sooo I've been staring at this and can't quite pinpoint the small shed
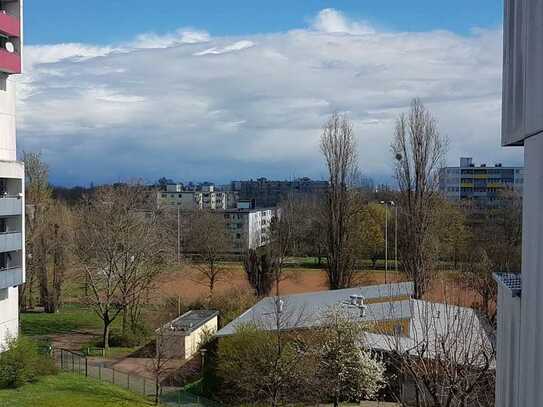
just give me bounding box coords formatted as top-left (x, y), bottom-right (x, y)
top-left (157, 310), bottom-right (219, 359)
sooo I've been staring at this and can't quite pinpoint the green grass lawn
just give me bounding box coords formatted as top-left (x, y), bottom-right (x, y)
top-left (21, 304), bottom-right (106, 336)
top-left (0, 373), bottom-right (152, 407)
top-left (20, 304), bottom-right (128, 338)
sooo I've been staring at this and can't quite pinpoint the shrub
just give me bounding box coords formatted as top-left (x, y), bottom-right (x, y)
top-left (0, 336), bottom-right (57, 388)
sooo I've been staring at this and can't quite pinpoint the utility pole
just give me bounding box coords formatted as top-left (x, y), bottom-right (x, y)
top-left (381, 201), bottom-right (388, 284)
top-left (177, 206), bottom-right (181, 263)
top-left (394, 203), bottom-right (398, 274)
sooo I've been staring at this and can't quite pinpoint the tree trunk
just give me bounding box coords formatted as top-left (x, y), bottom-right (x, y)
top-left (103, 320), bottom-right (111, 351)
top-left (154, 378), bottom-right (160, 405)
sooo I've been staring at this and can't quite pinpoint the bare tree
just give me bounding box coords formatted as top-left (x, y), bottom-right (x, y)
top-left (321, 113), bottom-right (360, 289)
top-left (379, 297), bottom-right (495, 407)
top-left (187, 210), bottom-right (232, 296)
top-left (148, 324), bottom-right (178, 405)
top-left (392, 98), bottom-right (446, 298)
top-left (74, 184), bottom-right (167, 349)
top-left (459, 247), bottom-right (497, 323)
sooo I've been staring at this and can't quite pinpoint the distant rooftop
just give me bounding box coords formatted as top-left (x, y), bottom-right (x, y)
top-left (216, 282), bottom-right (414, 337)
top-left (161, 310), bottom-right (219, 335)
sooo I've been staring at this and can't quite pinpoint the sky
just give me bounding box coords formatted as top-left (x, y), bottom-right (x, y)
top-left (18, 0), bottom-right (521, 186)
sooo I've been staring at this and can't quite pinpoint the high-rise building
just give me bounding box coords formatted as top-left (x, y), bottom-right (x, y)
top-left (439, 157), bottom-right (523, 205)
top-left (157, 184), bottom-right (239, 210)
top-left (495, 1), bottom-right (543, 406)
top-left (0, 0), bottom-right (24, 350)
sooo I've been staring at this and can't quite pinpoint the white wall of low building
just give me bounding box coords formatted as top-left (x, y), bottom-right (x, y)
top-left (184, 317), bottom-right (217, 360)
top-left (0, 287), bottom-right (19, 349)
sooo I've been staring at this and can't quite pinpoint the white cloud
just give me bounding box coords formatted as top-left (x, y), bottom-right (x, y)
top-left (312, 8), bottom-right (375, 35)
top-left (194, 40), bottom-right (255, 56)
top-left (132, 29), bottom-right (210, 49)
top-left (17, 10), bottom-right (519, 186)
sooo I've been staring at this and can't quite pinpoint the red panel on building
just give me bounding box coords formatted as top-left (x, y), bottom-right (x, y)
top-left (0, 12), bottom-right (19, 37)
top-left (0, 49), bottom-right (20, 74)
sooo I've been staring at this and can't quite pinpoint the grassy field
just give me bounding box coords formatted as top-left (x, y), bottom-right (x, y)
top-left (20, 304), bottom-right (106, 336)
top-left (0, 373), bottom-right (152, 407)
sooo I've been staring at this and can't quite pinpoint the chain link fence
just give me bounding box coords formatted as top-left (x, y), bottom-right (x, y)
top-left (53, 348), bottom-right (220, 406)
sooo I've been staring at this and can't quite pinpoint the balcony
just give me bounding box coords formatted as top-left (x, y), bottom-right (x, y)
top-left (0, 196), bottom-right (21, 216)
top-left (0, 266), bottom-right (22, 289)
top-left (0, 11), bottom-right (19, 37)
top-left (0, 231), bottom-right (21, 252)
top-left (0, 48), bottom-right (20, 74)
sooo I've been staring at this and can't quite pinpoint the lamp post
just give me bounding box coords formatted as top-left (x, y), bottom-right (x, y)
top-left (380, 200), bottom-right (397, 284)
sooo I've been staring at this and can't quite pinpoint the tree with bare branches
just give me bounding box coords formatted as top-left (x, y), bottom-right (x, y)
top-left (74, 184), bottom-right (167, 349)
top-left (379, 298), bottom-right (495, 407)
top-left (187, 210), bottom-right (232, 297)
top-left (391, 98), bottom-right (446, 298)
top-left (321, 113), bottom-right (360, 289)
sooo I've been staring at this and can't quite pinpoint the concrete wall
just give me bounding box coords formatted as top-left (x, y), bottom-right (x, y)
top-left (495, 285), bottom-right (521, 407)
top-left (0, 286), bottom-right (18, 349)
top-left (184, 317), bottom-right (217, 360)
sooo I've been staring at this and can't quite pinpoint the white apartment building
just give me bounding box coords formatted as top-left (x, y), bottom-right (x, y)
top-left (158, 184), bottom-right (238, 210)
top-left (223, 207), bottom-right (277, 253)
top-left (0, 0), bottom-right (24, 350)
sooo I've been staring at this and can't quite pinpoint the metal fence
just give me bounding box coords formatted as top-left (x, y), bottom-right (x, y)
top-left (53, 348), bottom-right (220, 406)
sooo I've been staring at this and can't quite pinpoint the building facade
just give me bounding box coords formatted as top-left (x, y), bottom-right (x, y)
top-left (158, 184), bottom-right (238, 210)
top-left (0, 0), bottom-right (24, 350)
top-left (495, 1), bottom-right (543, 406)
top-left (233, 177), bottom-right (328, 208)
top-left (223, 207), bottom-right (277, 253)
top-left (440, 157), bottom-right (523, 205)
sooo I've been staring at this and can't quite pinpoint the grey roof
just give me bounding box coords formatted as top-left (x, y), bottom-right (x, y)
top-left (162, 310), bottom-right (219, 335)
top-left (365, 300), bottom-right (495, 368)
top-left (216, 282), bottom-right (414, 337)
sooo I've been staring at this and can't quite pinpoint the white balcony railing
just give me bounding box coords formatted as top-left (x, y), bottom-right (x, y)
top-left (0, 196), bottom-right (22, 217)
top-left (0, 231), bottom-right (21, 252)
top-left (0, 266), bottom-right (23, 289)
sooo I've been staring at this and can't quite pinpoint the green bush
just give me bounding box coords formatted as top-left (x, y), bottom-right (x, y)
top-left (0, 336), bottom-right (57, 388)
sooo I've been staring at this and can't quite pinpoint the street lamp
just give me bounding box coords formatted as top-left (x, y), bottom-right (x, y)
top-left (380, 200), bottom-right (397, 284)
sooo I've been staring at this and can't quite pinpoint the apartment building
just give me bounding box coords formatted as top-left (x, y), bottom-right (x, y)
top-left (157, 184), bottom-right (238, 210)
top-left (0, 0), bottom-right (24, 350)
top-left (439, 157), bottom-right (523, 205)
top-left (232, 177), bottom-right (328, 208)
top-left (495, 1), bottom-right (543, 406)
top-left (223, 206), bottom-right (277, 253)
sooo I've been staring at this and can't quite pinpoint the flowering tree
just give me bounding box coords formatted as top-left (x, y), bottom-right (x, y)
top-left (311, 307), bottom-right (386, 406)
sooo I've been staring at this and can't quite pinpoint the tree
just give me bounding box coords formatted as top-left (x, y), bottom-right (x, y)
top-left (460, 247), bottom-right (497, 323)
top-left (321, 113), bottom-right (360, 289)
top-left (242, 248), bottom-right (274, 297)
top-left (391, 98), bottom-right (446, 298)
top-left (148, 323), bottom-right (178, 405)
top-left (357, 203), bottom-right (386, 269)
top-left (187, 210), bottom-right (232, 296)
top-left (432, 198), bottom-right (469, 270)
top-left (22, 152), bottom-right (72, 313)
top-left (216, 306), bottom-right (310, 406)
top-left (381, 298), bottom-right (495, 407)
top-left (309, 307), bottom-right (386, 406)
top-left (74, 184), bottom-right (167, 349)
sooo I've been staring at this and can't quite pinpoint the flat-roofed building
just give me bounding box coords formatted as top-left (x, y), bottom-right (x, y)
top-left (440, 157), bottom-right (523, 206)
